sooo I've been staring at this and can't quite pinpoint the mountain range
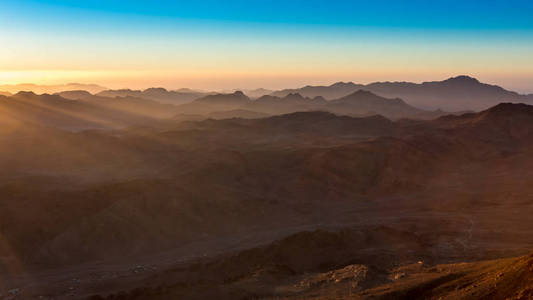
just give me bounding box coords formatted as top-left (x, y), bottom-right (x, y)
top-left (0, 83), bottom-right (107, 94)
top-left (96, 87), bottom-right (210, 104)
top-left (271, 75), bottom-right (533, 111)
top-left (3, 76), bottom-right (532, 112)
top-left (177, 89), bottom-right (446, 120)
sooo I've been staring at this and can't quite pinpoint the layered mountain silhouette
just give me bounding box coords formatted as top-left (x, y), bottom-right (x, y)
top-left (176, 91), bottom-right (253, 114)
top-left (176, 89), bottom-right (443, 119)
top-left (241, 87), bottom-right (275, 98)
top-left (249, 93), bottom-right (327, 114)
top-left (326, 90), bottom-right (425, 119)
top-left (9, 75), bottom-right (532, 113)
top-left (0, 83), bottom-right (107, 94)
top-left (271, 75), bottom-right (533, 111)
top-left (271, 81), bottom-right (366, 100)
top-left (1, 88), bottom-right (450, 132)
top-left (55, 90), bottom-right (93, 100)
top-left (96, 87), bottom-right (209, 104)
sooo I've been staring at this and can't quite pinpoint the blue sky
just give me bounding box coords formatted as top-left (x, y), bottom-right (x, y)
top-left (4, 0), bottom-right (533, 29)
top-left (1, 0), bottom-right (533, 91)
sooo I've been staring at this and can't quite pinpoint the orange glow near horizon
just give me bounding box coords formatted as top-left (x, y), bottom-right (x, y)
top-left (2, 0), bottom-right (533, 94)
top-left (1, 69), bottom-right (532, 94)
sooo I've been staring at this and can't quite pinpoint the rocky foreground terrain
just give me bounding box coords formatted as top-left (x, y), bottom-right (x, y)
top-left (90, 234), bottom-right (533, 300)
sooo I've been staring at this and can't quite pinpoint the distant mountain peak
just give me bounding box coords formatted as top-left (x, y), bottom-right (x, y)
top-left (194, 91), bottom-right (250, 104)
top-left (485, 102), bottom-right (533, 115)
top-left (0, 83), bottom-right (107, 94)
top-left (144, 87), bottom-right (168, 93)
top-left (55, 90), bottom-right (93, 100)
top-left (343, 90), bottom-right (387, 100)
top-left (14, 91), bottom-right (37, 97)
top-left (443, 75), bottom-right (481, 84)
top-left (284, 93), bottom-right (305, 100)
top-left (175, 88), bottom-right (200, 93)
top-left (330, 81), bottom-right (356, 88)
top-left (351, 89), bottom-right (375, 96)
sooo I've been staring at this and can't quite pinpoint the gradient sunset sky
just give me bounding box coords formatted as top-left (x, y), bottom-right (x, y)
top-left (1, 0), bottom-right (533, 92)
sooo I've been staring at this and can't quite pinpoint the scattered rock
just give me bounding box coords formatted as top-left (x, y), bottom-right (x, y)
top-left (393, 272), bottom-right (407, 280)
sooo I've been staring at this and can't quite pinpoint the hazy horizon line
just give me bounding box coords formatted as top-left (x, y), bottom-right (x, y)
top-left (1, 74), bottom-right (532, 95)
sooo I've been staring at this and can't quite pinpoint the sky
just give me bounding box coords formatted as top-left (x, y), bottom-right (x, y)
top-left (1, 0), bottom-right (533, 92)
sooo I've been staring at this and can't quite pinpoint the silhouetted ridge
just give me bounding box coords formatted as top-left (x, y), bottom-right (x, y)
top-left (348, 89), bottom-right (400, 101)
top-left (272, 75), bottom-right (533, 111)
top-left (179, 88), bottom-right (436, 119)
top-left (284, 93), bottom-right (306, 100)
top-left (195, 91), bottom-right (250, 104)
top-left (266, 110), bottom-right (392, 124)
top-left (13, 91), bottom-right (38, 98)
top-left (442, 75), bottom-right (481, 85)
top-left (55, 90), bottom-right (93, 100)
top-left (0, 83), bottom-right (107, 94)
top-left (432, 103), bottom-right (533, 145)
top-left (484, 102), bottom-right (533, 115)
top-left (474, 103), bottom-right (533, 128)
top-left (144, 87), bottom-right (168, 93)
top-left (437, 103), bottom-right (533, 123)
top-left (255, 93), bottom-right (323, 103)
top-left (97, 87), bottom-right (207, 104)
top-left (331, 90), bottom-right (409, 106)
top-left (331, 81), bottom-right (357, 88)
